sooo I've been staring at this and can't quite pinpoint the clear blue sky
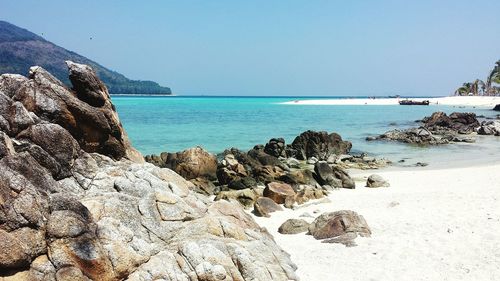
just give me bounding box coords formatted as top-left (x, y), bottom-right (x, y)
top-left (1, 0), bottom-right (499, 96)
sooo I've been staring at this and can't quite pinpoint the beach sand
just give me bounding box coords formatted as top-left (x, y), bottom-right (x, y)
top-left (281, 96), bottom-right (500, 107)
top-left (253, 163), bottom-right (500, 281)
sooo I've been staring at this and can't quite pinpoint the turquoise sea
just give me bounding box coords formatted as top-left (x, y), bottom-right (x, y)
top-left (113, 96), bottom-right (500, 168)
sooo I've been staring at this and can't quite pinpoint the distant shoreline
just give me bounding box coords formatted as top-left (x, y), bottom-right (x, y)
top-left (110, 94), bottom-right (176, 97)
top-left (280, 96), bottom-right (500, 107)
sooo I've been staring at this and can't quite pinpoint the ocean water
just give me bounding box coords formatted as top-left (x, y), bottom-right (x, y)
top-left (112, 96), bottom-right (500, 168)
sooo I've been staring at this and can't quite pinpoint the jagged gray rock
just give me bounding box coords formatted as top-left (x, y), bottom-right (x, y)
top-left (0, 64), bottom-right (298, 280)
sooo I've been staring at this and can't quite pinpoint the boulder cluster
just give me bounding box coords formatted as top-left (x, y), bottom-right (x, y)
top-left (0, 63), bottom-right (298, 280)
top-left (146, 131), bottom-right (389, 217)
top-left (367, 111), bottom-right (500, 145)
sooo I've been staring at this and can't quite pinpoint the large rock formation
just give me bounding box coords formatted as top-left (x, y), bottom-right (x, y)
top-left (368, 112), bottom-right (480, 145)
top-left (6, 61), bottom-right (142, 162)
top-left (422, 111), bottom-right (479, 134)
top-left (0, 64), bottom-right (298, 280)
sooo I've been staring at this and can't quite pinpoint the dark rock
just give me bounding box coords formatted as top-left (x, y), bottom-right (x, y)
top-left (333, 167), bottom-right (355, 189)
top-left (313, 161), bottom-right (354, 189)
top-left (286, 130), bottom-right (352, 160)
top-left (372, 111), bottom-right (482, 146)
top-left (493, 104), bottom-right (500, 111)
top-left (278, 219), bottom-right (310, 234)
top-left (228, 176), bottom-right (257, 190)
top-left (66, 61), bottom-right (108, 107)
top-left (264, 137), bottom-right (286, 158)
top-left (423, 111), bottom-right (479, 134)
top-left (248, 147), bottom-right (287, 170)
top-left (223, 147), bottom-right (261, 172)
top-left (253, 197), bottom-right (283, 217)
top-left (12, 62), bottom-right (142, 162)
top-left (373, 127), bottom-right (448, 145)
top-left (17, 123), bottom-right (80, 179)
top-left (216, 167), bottom-right (243, 185)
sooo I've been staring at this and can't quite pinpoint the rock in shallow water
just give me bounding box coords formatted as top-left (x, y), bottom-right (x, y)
top-left (478, 120), bottom-right (500, 136)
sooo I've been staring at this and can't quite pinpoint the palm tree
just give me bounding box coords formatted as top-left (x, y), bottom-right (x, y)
top-left (486, 60), bottom-right (500, 96)
top-left (454, 82), bottom-right (473, 96)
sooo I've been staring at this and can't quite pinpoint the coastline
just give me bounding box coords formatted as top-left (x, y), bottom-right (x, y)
top-left (280, 96), bottom-right (500, 107)
top-left (253, 162), bottom-right (500, 281)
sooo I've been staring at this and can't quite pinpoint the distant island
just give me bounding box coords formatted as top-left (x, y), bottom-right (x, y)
top-left (0, 20), bottom-right (171, 95)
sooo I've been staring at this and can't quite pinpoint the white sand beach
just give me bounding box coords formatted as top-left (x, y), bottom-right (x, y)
top-left (253, 164), bottom-right (500, 281)
top-left (281, 96), bottom-right (500, 107)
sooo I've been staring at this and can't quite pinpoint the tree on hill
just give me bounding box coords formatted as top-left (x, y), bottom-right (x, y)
top-left (0, 20), bottom-right (171, 95)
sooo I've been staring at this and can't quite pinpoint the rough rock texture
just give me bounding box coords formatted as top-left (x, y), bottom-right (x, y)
top-left (278, 219), bottom-right (310, 235)
top-left (214, 188), bottom-right (259, 209)
top-left (369, 112), bottom-right (482, 146)
top-left (368, 127), bottom-right (449, 145)
top-left (286, 130), bottom-right (352, 160)
top-left (478, 120), bottom-right (500, 136)
top-left (10, 61), bottom-right (142, 162)
top-left (263, 182), bottom-right (296, 205)
top-left (308, 210), bottom-right (371, 247)
top-left (0, 65), bottom-right (298, 280)
top-left (145, 146), bottom-right (218, 180)
top-left (366, 174), bottom-right (390, 188)
top-left (253, 197), bottom-right (283, 217)
top-left (422, 111), bottom-right (479, 134)
top-left (264, 137), bottom-right (286, 158)
top-left (309, 162), bottom-right (356, 190)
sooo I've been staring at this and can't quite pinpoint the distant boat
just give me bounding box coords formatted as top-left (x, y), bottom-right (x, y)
top-left (388, 95), bottom-right (401, 98)
top-left (399, 99), bottom-right (430, 105)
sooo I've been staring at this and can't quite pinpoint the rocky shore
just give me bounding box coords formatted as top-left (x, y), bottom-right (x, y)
top-left (2, 63), bottom-right (499, 281)
top-left (145, 131), bottom-right (390, 215)
top-left (366, 111), bottom-right (500, 145)
top-left (0, 63), bottom-right (298, 280)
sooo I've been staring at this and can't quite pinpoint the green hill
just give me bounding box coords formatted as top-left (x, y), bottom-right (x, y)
top-left (0, 20), bottom-right (171, 95)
